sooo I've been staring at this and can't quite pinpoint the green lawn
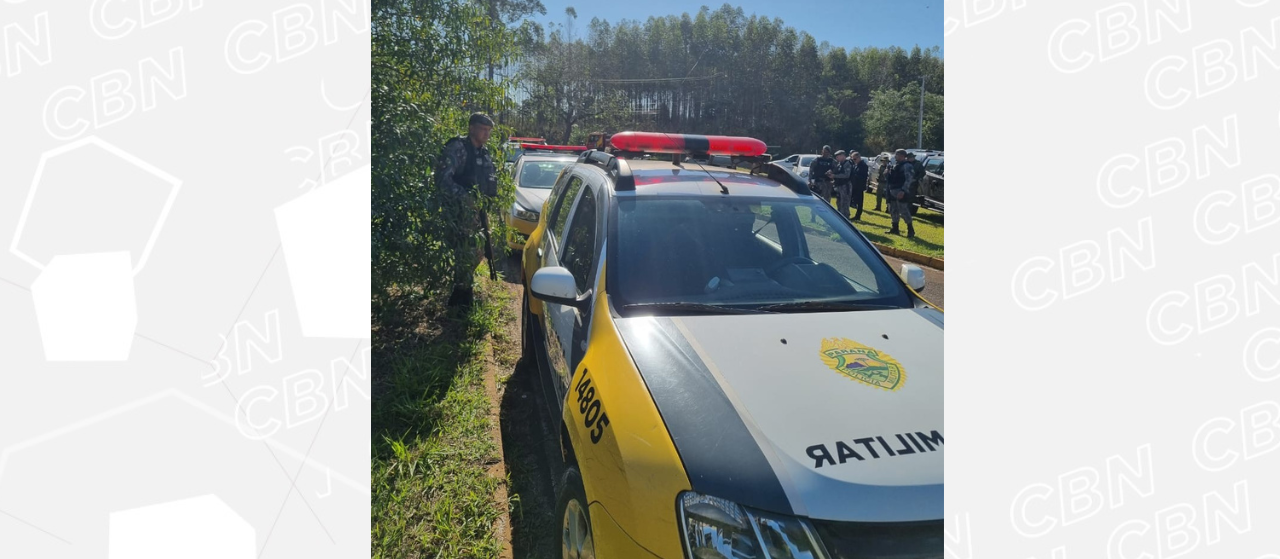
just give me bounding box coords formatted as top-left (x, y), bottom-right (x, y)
top-left (372, 268), bottom-right (514, 559)
top-left (833, 191), bottom-right (944, 259)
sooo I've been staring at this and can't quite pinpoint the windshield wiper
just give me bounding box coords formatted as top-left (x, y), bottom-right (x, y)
top-left (757, 301), bottom-right (899, 313)
top-left (621, 302), bottom-right (769, 315)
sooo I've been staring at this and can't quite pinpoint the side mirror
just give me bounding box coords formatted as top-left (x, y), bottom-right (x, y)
top-left (530, 267), bottom-right (592, 310)
top-left (900, 264), bottom-right (926, 291)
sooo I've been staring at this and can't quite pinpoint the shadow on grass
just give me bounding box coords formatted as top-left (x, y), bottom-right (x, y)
top-left (498, 252), bottom-right (524, 286)
top-left (500, 355), bottom-right (561, 559)
top-left (902, 234), bottom-right (944, 254)
top-left (915, 210), bottom-right (944, 226)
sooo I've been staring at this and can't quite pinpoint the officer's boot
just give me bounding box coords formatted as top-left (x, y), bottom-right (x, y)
top-left (906, 225), bottom-right (916, 238)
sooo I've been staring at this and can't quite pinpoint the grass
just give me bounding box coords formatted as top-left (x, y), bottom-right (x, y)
top-left (829, 191), bottom-right (945, 259)
top-left (371, 266), bottom-right (516, 559)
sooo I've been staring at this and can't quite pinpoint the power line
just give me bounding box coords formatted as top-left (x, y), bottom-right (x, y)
top-left (590, 73), bottom-right (722, 84)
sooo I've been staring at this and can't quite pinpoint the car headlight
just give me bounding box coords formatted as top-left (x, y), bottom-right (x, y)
top-left (800, 170), bottom-right (809, 177)
top-left (678, 491), bottom-right (828, 559)
top-left (512, 201), bottom-right (539, 222)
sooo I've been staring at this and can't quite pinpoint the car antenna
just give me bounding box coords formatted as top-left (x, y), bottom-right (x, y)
top-left (665, 131), bottom-right (727, 193)
top-left (690, 156), bottom-right (729, 194)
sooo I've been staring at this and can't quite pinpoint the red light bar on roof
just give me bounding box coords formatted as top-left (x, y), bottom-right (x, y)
top-left (608, 132), bottom-right (767, 157)
top-left (510, 137), bottom-right (547, 143)
top-left (521, 144), bottom-right (587, 152)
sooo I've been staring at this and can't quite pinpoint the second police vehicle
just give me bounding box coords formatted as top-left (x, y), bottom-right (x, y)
top-left (506, 143), bottom-right (587, 249)
top-left (520, 131), bottom-right (943, 559)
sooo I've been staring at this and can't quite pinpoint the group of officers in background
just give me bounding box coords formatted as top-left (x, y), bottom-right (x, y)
top-left (808, 146), bottom-right (917, 238)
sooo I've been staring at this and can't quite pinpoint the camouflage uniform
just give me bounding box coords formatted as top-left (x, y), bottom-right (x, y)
top-left (809, 152), bottom-right (836, 202)
top-left (874, 159), bottom-right (890, 211)
top-left (887, 158), bottom-right (915, 237)
top-left (435, 131), bottom-right (497, 297)
top-left (831, 153), bottom-right (853, 218)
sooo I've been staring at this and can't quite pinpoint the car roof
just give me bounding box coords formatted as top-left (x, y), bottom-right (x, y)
top-left (582, 158), bottom-right (810, 200)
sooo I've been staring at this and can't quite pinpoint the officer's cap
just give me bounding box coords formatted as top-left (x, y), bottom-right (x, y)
top-left (469, 113), bottom-right (494, 127)
top-left (822, 145), bottom-right (832, 153)
top-left (834, 150), bottom-right (846, 157)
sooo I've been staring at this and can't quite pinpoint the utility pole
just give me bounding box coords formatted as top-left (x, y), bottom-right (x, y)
top-left (917, 75), bottom-right (926, 149)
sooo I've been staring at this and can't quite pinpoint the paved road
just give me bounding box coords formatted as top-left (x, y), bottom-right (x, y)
top-left (883, 256), bottom-right (944, 309)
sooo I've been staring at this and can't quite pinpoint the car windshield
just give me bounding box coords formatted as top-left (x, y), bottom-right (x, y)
top-left (799, 155), bottom-right (816, 167)
top-left (610, 196), bottom-right (913, 313)
top-left (517, 160), bottom-right (572, 188)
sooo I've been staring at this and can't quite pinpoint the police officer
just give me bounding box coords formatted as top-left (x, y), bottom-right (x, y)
top-left (886, 149), bottom-right (916, 237)
top-left (809, 145), bottom-right (836, 202)
top-left (874, 154), bottom-right (891, 211)
top-left (848, 151), bottom-right (869, 221)
top-left (831, 150), bottom-right (853, 218)
top-left (435, 112), bottom-right (498, 307)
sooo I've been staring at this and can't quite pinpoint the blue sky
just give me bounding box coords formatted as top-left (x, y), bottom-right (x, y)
top-left (527, 0), bottom-right (943, 55)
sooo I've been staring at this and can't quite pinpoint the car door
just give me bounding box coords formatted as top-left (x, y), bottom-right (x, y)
top-left (538, 173), bottom-right (595, 406)
top-left (548, 183), bottom-right (602, 398)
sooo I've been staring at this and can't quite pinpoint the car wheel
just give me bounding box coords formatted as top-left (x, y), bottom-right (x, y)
top-left (558, 467), bottom-right (595, 559)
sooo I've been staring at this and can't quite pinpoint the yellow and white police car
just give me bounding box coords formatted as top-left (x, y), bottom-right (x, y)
top-left (520, 132), bottom-right (943, 559)
top-left (506, 144), bottom-right (585, 249)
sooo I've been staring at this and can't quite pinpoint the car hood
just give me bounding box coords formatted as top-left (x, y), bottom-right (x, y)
top-left (615, 308), bottom-right (943, 522)
top-left (515, 187), bottom-right (551, 213)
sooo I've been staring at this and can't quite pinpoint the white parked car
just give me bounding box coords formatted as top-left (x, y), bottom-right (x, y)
top-left (776, 153), bottom-right (821, 179)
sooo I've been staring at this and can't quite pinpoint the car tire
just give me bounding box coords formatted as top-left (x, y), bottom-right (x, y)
top-left (557, 466), bottom-right (595, 559)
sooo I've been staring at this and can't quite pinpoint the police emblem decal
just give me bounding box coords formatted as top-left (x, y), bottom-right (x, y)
top-left (819, 338), bottom-right (906, 391)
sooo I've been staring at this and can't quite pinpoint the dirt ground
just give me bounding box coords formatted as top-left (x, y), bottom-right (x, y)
top-left (487, 254), bottom-right (560, 559)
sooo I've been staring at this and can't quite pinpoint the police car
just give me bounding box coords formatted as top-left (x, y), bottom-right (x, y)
top-left (506, 143), bottom-right (585, 249)
top-left (505, 136), bottom-right (548, 165)
top-left (519, 132), bottom-right (943, 559)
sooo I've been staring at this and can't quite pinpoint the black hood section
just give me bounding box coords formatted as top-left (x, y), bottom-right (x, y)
top-left (615, 317), bottom-right (793, 515)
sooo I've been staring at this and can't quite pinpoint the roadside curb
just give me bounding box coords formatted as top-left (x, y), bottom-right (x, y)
top-left (873, 243), bottom-right (944, 271)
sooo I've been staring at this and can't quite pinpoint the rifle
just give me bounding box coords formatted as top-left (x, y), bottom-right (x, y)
top-left (479, 210), bottom-right (497, 281)
top-left (477, 151), bottom-right (499, 281)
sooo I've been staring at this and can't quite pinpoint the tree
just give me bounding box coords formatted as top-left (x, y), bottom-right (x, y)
top-left (507, 4), bottom-right (944, 156)
top-left (371, 0), bottom-right (521, 306)
top-left (862, 85), bottom-right (943, 154)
